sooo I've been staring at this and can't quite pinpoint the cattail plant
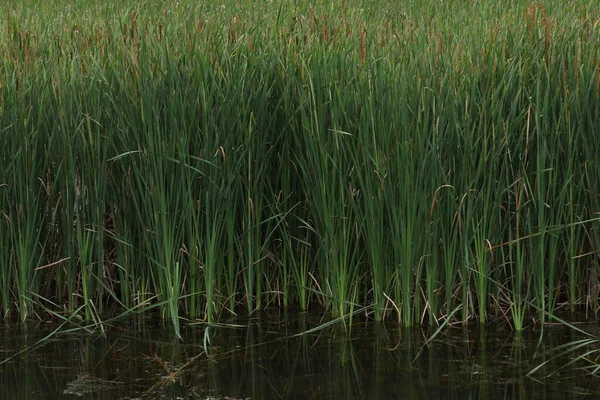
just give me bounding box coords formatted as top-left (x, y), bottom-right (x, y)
top-left (0, 0), bottom-right (599, 331)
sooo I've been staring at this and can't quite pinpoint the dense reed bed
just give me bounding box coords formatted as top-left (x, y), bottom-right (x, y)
top-left (1, 0), bottom-right (600, 332)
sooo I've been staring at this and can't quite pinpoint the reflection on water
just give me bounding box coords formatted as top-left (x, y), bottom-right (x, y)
top-left (1, 311), bottom-right (599, 399)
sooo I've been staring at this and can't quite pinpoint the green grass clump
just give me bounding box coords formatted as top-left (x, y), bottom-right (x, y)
top-left (1, 0), bottom-right (599, 331)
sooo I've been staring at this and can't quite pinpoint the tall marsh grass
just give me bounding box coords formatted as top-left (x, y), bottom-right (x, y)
top-left (1, 0), bottom-right (599, 330)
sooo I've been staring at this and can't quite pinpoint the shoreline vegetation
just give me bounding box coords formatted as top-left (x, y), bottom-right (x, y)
top-left (1, 0), bottom-right (599, 334)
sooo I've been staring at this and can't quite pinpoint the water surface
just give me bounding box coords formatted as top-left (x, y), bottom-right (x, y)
top-left (1, 311), bottom-right (599, 399)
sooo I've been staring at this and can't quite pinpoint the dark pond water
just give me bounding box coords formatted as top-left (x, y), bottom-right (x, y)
top-left (1, 310), bottom-right (600, 399)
